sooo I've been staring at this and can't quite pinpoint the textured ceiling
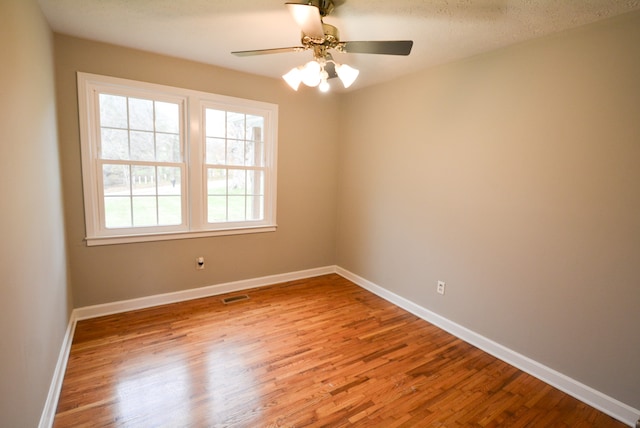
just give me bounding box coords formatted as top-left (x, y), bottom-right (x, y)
top-left (38, 0), bottom-right (640, 91)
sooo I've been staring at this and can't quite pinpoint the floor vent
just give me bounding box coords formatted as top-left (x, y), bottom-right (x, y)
top-left (221, 294), bottom-right (250, 304)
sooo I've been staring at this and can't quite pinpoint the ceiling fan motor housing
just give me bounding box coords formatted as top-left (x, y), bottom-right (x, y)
top-left (302, 23), bottom-right (339, 47)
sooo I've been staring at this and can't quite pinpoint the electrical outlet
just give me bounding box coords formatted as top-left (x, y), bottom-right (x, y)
top-left (195, 256), bottom-right (205, 270)
top-left (437, 280), bottom-right (446, 295)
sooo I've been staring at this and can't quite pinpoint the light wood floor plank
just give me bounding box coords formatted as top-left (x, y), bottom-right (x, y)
top-left (54, 274), bottom-right (625, 427)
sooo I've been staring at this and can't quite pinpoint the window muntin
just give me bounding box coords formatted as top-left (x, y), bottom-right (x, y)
top-left (78, 73), bottom-right (278, 245)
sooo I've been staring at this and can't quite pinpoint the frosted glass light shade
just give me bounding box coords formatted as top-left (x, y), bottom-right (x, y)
top-left (319, 80), bottom-right (330, 92)
top-left (301, 61), bottom-right (321, 87)
top-left (282, 67), bottom-right (302, 91)
top-left (336, 63), bottom-right (359, 88)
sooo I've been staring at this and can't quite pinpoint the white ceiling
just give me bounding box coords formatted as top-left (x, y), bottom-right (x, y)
top-left (38, 0), bottom-right (640, 91)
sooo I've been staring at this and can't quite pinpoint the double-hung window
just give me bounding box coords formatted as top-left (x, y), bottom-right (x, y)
top-left (78, 73), bottom-right (278, 246)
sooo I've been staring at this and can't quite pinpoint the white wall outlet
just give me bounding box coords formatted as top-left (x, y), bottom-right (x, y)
top-left (437, 280), bottom-right (446, 295)
top-left (195, 256), bottom-right (205, 270)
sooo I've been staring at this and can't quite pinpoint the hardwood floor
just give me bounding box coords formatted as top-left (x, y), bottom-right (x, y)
top-left (54, 274), bottom-right (625, 427)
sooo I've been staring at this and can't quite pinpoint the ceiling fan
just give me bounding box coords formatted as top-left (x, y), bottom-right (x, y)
top-left (231, 0), bottom-right (413, 92)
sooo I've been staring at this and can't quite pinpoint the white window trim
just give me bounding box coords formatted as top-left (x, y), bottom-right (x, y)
top-left (77, 72), bottom-right (278, 246)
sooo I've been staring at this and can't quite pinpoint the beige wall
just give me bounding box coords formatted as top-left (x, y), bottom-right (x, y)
top-left (54, 35), bottom-right (339, 307)
top-left (337, 11), bottom-right (640, 409)
top-left (0, 1), bottom-right (72, 427)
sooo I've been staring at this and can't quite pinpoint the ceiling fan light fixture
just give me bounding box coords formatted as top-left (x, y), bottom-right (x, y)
top-left (336, 63), bottom-right (359, 88)
top-left (282, 67), bottom-right (303, 90)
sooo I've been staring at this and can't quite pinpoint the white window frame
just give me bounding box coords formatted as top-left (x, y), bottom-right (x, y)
top-left (77, 72), bottom-right (278, 246)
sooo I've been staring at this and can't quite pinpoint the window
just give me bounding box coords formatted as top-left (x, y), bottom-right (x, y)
top-left (78, 73), bottom-right (278, 246)
top-left (203, 106), bottom-right (267, 224)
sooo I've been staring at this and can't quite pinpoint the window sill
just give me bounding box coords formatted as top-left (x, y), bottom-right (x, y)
top-left (85, 225), bottom-right (277, 246)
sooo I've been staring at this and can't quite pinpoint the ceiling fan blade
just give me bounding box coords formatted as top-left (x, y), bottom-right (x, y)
top-left (341, 40), bottom-right (414, 56)
top-left (231, 46), bottom-right (305, 57)
top-left (286, 3), bottom-right (325, 39)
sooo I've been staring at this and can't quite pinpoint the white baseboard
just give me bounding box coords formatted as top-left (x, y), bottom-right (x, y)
top-left (73, 265), bottom-right (335, 320)
top-left (40, 265), bottom-right (639, 427)
top-left (336, 266), bottom-right (639, 427)
top-left (38, 313), bottom-right (77, 428)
